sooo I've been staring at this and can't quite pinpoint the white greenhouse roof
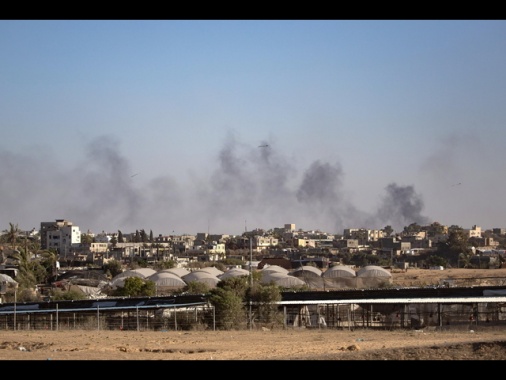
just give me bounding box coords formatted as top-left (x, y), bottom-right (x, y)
top-left (356, 265), bottom-right (391, 278)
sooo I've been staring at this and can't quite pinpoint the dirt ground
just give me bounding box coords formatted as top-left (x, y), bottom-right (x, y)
top-left (1, 327), bottom-right (506, 360)
top-left (389, 267), bottom-right (506, 288)
top-left (1, 268), bottom-right (506, 361)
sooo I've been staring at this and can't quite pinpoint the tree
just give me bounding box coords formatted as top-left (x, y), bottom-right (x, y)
top-left (81, 233), bottom-right (93, 244)
top-left (39, 248), bottom-right (59, 282)
top-left (447, 228), bottom-right (470, 253)
top-left (2, 222), bottom-right (21, 248)
top-left (27, 235), bottom-right (41, 255)
top-left (113, 277), bottom-right (156, 297)
top-left (404, 223), bottom-right (421, 234)
top-left (50, 288), bottom-right (87, 301)
top-left (117, 230), bottom-right (124, 243)
top-left (218, 276), bottom-right (249, 297)
top-left (103, 259), bottom-right (123, 278)
top-left (220, 258), bottom-right (245, 267)
top-left (425, 255), bottom-right (447, 268)
top-left (140, 229), bottom-right (147, 243)
top-left (5, 243), bottom-right (49, 302)
top-left (110, 234), bottom-right (118, 248)
top-left (185, 281), bottom-right (211, 295)
top-left (383, 225), bottom-right (394, 237)
top-left (427, 221), bottom-right (446, 237)
top-left (459, 252), bottom-right (473, 269)
top-left (250, 283), bottom-right (282, 326)
top-left (437, 226), bottom-right (471, 267)
top-left (209, 285), bottom-right (247, 330)
top-left (349, 252), bottom-right (367, 267)
top-left (7, 246), bottom-right (37, 288)
top-left (209, 262), bottom-right (227, 272)
top-left (153, 259), bottom-right (177, 271)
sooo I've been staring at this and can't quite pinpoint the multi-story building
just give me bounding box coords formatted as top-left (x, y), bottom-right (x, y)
top-left (342, 228), bottom-right (385, 242)
top-left (493, 228), bottom-right (506, 236)
top-left (467, 225), bottom-right (482, 238)
top-left (40, 219), bottom-right (81, 260)
top-left (294, 237), bottom-right (317, 249)
top-left (379, 237), bottom-right (411, 256)
top-left (253, 235), bottom-right (279, 252)
top-left (334, 239), bottom-right (359, 253)
top-left (39, 221), bottom-right (59, 250)
top-left (367, 229), bottom-right (385, 241)
top-left (284, 224), bottom-right (296, 232)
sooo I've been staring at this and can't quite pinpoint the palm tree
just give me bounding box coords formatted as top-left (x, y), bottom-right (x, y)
top-left (7, 244), bottom-right (38, 289)
top-left (39, 248), bottom-right (59, 282)
top-left (2, 222), bottom-right (21, 248)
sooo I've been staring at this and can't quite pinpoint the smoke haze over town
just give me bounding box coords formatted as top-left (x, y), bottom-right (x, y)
top-left (0, 132), bottom-right (476, 236)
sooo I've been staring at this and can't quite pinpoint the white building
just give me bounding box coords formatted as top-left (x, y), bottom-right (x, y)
top-left (44, 219), bottom-right (81, 260)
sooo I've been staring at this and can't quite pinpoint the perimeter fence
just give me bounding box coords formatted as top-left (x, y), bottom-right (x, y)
top-left (2, 301), bottom-right (506, 332)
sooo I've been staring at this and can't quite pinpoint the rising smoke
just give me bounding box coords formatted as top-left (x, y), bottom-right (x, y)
top-left (0, 133), bottom-right (430, 236)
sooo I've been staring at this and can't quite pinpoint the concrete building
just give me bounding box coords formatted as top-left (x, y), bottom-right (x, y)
top-left (40, 219), bottom-right (81, 260)
top-left (467, 225), bottom-right (482, 238)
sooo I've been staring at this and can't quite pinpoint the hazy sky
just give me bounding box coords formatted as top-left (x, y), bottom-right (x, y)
top-left (1, 20), bottom-right (506, 236)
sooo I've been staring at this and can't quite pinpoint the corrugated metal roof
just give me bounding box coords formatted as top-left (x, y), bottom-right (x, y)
top-left (276, 297), bottom-right (506, 305)
top-left (0, 301), bottom-right (208, 315)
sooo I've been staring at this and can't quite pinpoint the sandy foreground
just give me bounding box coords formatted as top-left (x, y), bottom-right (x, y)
top-left (1, 268), bottom-right (506, 361)
top-left (1, 327), bottom-right (506, 361)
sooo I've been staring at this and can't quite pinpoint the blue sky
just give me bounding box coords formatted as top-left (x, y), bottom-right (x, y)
top-left (1, 20), bottom-right (506, 236)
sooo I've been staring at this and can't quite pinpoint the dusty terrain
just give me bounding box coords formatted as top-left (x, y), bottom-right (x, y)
top-left (1, 268), bottom-right (506, 361)
top-left (1, 327), bottom-right (506, 361)
top-left (389, 267), bottom-right (506, 288)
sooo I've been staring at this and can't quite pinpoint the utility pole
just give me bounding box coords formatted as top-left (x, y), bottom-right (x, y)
top-left (249, 237), bottom-right (252, 330)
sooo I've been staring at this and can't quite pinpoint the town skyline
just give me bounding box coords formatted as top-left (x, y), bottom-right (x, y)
top-left (6, 218), bottom-right (500, 240)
